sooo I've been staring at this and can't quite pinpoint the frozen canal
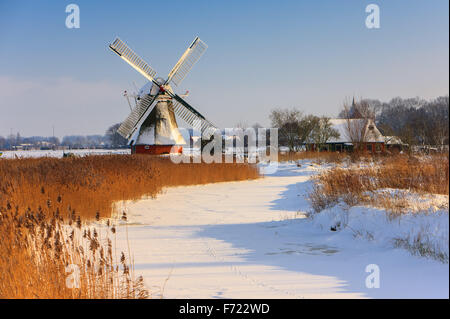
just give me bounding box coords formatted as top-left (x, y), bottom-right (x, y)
top-left (113, 163), bottom-right (449, 298)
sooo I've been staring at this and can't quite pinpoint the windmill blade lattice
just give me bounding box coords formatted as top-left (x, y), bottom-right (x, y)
top-left (117, 94), bottom-right (157, 138)
top-left (109, 37), bottom-right (158, 83)
top-left (167, 37), bottom-right (208, 86)
top-left (109, 35), bottom-right (217, 143)
top-left (171, 95), bottom-right (216, 132)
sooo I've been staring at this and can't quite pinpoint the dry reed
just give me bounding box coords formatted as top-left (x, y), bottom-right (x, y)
top-left (277, 151), bottom-right (347, 163)
top-left (309, 153), bottom-right (449, 213)
top-left (0, 204), bottom-right (147, 298)
top-left (0, 155), bottom-right (260, 220)
top-left (0, 154), bottom-right (260, 298)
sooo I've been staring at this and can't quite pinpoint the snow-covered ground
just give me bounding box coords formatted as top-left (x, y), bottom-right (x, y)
top-left (0, 149), bottom-right (130, 158)
top-left (111, 162), bottom-right (448, 298)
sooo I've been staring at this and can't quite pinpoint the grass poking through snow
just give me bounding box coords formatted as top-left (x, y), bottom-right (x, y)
top-left (310, 153), bottom-right (449, 214)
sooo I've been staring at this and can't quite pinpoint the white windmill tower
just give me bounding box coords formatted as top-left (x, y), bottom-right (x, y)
top-left (109, 36), bottom-right (216, 155)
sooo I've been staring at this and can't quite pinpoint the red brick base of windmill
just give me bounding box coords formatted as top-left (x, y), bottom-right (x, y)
top-left (131, 145), bottom-right (183, 155)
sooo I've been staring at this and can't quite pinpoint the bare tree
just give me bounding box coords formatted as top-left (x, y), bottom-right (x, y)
top-left (251, 123), bottom-right (263, 130)
top-left (298, 115), bottom-right (319, 146)
top-left (106, 123), bottom-right (128, 147)
top-left (269, 108), bottom-right (303, 151)
top-left (309, 117), bottom-right (340, 151)
top-left (6, 134), bottom-right (15, 150)
top-left (338, 98), bottom-right (380, 119)
top-left (376, 95), bottom-right (449, 150)
top-left (341, 100), bottom-right (369, 151)
top-left (235, 121), bottom-right (249, 129)
top-left (427, 96), bottom-right (449, 150)
top-left (0, 136), bottom-right (6, 150)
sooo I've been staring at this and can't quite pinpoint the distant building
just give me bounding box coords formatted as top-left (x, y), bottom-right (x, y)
top-left (384, 136), bottom-right (406, 152)
top-left (306, 118), bottom-right (386, 152)
top-left (13, 143), bottom-right (34, 151)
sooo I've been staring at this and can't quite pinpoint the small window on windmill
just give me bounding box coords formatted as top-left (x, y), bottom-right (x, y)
top-left (368, 125), bottom-right (374, 130)
top-left (145, 145), bottom-right (150, 150)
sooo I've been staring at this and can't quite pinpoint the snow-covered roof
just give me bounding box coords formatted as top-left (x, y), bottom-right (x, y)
top-left (326, 119), bottom-right (384, 143)
top-left (327, 119), bottom-right (351, 143)
top-left (384, 136), bottom-right (405, 145)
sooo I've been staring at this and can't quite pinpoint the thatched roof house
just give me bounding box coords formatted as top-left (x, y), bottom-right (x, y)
top-left (307, 118), bottom-right (385, 152)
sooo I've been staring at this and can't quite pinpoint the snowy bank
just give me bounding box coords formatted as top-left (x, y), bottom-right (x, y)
top-left (310, 201), bottom-right (449, 262)
top-left (110, 162), bottom-right (448, 298)
top-left (0, 149), bottom-right (130, 158)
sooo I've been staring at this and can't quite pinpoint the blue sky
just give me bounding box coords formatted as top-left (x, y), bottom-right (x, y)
top-left (0, 0), bottom-right (448, 137)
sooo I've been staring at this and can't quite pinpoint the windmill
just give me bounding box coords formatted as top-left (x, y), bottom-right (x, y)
top-left (109, 36), bottom-right (216, 155)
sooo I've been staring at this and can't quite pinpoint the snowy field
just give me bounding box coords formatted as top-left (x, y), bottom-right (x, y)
top-left (0, 149), bottom-right (130, 158)
top-left (111, 162), bottom-right (449, 299)
top-left (0, 147), bottom-right (266, 159)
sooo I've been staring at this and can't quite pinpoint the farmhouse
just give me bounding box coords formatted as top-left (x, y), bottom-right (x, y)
top-left (384, 136), bottom-right (407, 152)
top-left (307, 118), bottom-right (386, 152)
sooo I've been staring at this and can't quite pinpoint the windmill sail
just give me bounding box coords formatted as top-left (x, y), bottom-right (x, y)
top-left (171, 95), bottom-right (216, 132)
top-left (110, 35), bottom-right (216, 144)
top-left (117, 94), bottom-right (157, 139)
top-left (166, 37), bottom-right (207, 86)
top-left (109, 37), bottom-right (158, 83)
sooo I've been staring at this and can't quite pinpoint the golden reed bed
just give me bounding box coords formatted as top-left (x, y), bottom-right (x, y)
top-left (309, 153), bottom-right (449, 213)
top-left (0, 155), bottom-right (260, 220)
top-left (0, 155), bottom-right (259, 298)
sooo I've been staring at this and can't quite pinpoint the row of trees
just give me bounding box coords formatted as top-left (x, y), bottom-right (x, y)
top-left (2, 95), bottom-right (447, 151)
top-left (338, 96), bottom-right (449, 147)
top-left (270, 95), bottom-right (449, 152)
top-left (337, 96), bottom-right (449, 149)
top-left (0, 134), bottom-right (60, 150)
top-left (0, 123), bottom-right (128, 150)
top-left (269, 109), bottom-right (339, 151)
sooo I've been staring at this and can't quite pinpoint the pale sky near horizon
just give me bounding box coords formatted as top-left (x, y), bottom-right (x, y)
top-left (0, 0), bottom-right (448, 138)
